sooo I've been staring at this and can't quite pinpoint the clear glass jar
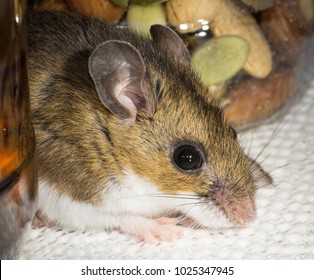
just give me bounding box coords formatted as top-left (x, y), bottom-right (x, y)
top-left (31, 0), bottom-right (314, 129)
top-left (0, 0), bottom-right (38, 259)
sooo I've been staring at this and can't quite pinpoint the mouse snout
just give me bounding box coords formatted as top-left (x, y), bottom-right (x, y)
top-left (209, 181), bottom-right (256, 227)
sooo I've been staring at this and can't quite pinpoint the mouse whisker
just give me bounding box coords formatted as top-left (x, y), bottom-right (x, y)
top-left (174, 201), bottom-right (206, 208)
top-left (173, 203), bottom-right (195, 218)
top-left (147, 194), bottom-right (201, 200)
top-left (248, 96), bottom-right (314, 166)
top-left (228, 173), bottom-right (247, 193)
top-left (267, 158), bottom-right (313, 174)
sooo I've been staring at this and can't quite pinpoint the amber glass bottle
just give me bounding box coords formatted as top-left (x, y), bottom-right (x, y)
top-left (0, 0), bottom-right (37, 259)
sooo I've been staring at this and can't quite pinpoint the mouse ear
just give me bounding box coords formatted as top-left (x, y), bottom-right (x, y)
top-left (150, 24), bottom-right (190, 63)
top-left (88, 40), bottom-right (156, 125)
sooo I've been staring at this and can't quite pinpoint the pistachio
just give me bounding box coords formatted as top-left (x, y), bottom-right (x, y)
top-left (127, 3), bottom-right (166, 37)
top-left (166, 0), bottom-right (273, 79)
top-left (191, 36), bottom-right (250, 85)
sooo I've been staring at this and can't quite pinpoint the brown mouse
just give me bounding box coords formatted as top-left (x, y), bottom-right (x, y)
top-left (27, 11), bottom-right (271, 242)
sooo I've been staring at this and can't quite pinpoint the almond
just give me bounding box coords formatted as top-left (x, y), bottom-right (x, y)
top-left (261, 0), bottom-right (311, 66)
top-left (65, 0), bottom-right (126, 23)
top-left (223, 68), bottom-right (297, 128)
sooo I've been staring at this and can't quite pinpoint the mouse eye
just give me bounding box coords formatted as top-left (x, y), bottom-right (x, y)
top-left (173, 145), bottom-right (203, 171)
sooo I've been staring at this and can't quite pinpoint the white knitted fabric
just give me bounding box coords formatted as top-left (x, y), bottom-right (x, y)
top-left (19, 44), bottom-right (314, 260)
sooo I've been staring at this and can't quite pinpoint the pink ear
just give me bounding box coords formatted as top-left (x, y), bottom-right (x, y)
top-left (88, 40), bottom-right (156, 125)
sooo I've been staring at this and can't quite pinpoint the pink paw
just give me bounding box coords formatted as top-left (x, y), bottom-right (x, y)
top-left (120, 216), bottom-right (184, 243)
top-left (32, 210), bottom-right (57, 228)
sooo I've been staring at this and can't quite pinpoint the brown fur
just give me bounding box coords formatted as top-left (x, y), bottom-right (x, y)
top-left (27, 11), bottom-right (261, 223)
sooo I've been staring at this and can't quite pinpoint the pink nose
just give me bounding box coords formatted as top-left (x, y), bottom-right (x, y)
top-left (211, 186), bottom-right (256, 226)
top-left (227, 196), bottom-right (256, 226)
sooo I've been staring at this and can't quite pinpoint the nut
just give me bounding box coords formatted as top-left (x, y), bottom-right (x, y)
top-left (191, 35), bottom-right (250, 85)
top-left (127, 3), bottom-right (166, 37)
top-left (223, 67), bottom-right (296, 128)
top-left (37, 0), bottom-right (69, 11)
top-left (261, 0), bottom-right (311, 66)
top-left (241, 0), bottom-right (275, 11)
top-left (166, 0), bottom-right (205, 33)
top-left (65, 0), bottom-right (126, 23)
top-left (297, 0), bottom-right (314, 24)
top-left (166, 0), bottom-right (273, 79)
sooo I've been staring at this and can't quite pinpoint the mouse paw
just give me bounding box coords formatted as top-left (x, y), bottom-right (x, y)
top-left (120, 216), bottom-right (184, 243)
top-left (32, 210), bottom-right (57, 228)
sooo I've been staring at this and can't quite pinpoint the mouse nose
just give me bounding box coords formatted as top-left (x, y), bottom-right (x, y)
top-left (211, 180), bottom-right (224, 192)
top-left (209, 181), bottom-right (256, 226)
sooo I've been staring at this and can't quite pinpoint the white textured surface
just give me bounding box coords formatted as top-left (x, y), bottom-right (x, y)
top-left (20, 60), bottom-right (314, 261)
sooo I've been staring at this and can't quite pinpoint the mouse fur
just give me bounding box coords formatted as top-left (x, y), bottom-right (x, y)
top-left (27, 11), bottom-right (271, 240)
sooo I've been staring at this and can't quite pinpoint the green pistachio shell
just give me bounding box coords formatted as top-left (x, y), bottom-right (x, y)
top-left (127, 3), bottom-right (166, 37)
top-left (191, 36), bottom-right (250, 85)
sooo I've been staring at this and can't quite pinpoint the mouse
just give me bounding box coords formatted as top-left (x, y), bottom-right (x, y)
top-left (27, 10), bottom-right (272, 242)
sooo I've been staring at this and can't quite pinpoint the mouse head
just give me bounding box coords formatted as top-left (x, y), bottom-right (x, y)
top-left (88, 25), bottom-right (271, 229)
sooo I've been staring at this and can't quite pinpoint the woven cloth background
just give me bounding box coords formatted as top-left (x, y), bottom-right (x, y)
top-left (19, 42), bottom-right (314, 260)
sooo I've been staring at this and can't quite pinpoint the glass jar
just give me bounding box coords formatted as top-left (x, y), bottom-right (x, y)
top-left (31, 0), bottom-right (314, 129)
top-left (0, 0), bottom-right (38, 259)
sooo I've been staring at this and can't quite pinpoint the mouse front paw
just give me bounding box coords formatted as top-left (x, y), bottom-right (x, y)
top-left (32, 210), bottom-right (57, 228)
top-left (119, 216), bottom-right (184, 243)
